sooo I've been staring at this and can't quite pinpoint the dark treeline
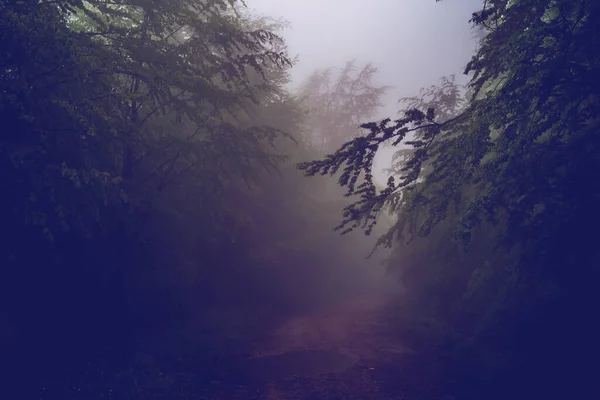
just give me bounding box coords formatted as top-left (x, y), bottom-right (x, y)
top-left (1, 0), bottom-right (599, 399)
top-left (0, 0), bottom-right (388, 397)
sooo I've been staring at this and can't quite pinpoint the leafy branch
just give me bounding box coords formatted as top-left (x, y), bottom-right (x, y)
top-left (297, 106), bottom-right (467, 245)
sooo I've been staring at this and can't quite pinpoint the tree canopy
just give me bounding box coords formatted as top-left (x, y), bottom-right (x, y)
top-left (0, 0), bottom-right (305, 390)
top-left (1, 2), bottom-right (395, 397)
top-left (298, 0), bottom-right (600, 397)
top-left (2, 0), bottom-right (599, 398)
top-left (298, 0), bottom-right (600, 252)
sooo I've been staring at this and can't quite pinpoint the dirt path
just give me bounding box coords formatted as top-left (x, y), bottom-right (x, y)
top-left (243, 294), bottom-right (415, 399)
top-left (253, 295), bottom-right (410, 358)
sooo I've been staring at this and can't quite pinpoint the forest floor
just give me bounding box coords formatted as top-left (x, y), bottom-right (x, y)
top-left (34, 293), bottom-right (448, 399)
top-left (200, 294), bottom-right (444, 400)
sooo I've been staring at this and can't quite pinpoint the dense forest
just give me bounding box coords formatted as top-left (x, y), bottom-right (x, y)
top-left (1, 0), bottom-right (599, 399)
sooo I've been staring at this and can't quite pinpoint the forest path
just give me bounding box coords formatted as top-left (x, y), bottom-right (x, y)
top-left (235, 294), bottom-right (415, 399)
top-left (252, 295), bottom-right (410, 358)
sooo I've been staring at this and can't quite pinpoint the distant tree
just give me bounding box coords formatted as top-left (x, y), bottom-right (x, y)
top-left (299, 60), bottom-right (391, 154)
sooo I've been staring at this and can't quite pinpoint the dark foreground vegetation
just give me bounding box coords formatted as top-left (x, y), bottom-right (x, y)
top-left (1, 0), bottom-right (599, 399)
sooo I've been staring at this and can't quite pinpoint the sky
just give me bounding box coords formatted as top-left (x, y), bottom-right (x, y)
top-left (246, 0), bottom-right (483, 185)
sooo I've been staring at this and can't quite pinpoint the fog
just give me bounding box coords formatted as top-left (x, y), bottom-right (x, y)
top-left (249, 0), bottom-right (481, 185)
top-left (130, 0), bottom-right (488, 365)
top-left (130, 0), bottom-right (485, 368)
top-left (5, 1), bottom-right (596, 398)
top-left (2, 1), bottom-right (490, 396)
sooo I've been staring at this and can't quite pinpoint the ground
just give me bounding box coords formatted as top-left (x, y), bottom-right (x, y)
top-left (210, 294), bottom-right (432, 400)
top-left (36, 294), bottom-right (447, 399)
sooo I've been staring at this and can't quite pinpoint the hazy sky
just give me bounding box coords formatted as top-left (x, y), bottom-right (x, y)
top-left (247, 0), bottom-right (483, 184)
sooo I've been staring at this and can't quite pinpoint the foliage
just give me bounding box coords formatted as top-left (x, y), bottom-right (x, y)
top-left (298, 0), bottom-right (600, 255)
top-left (298, 60), bottom-right (390, 154)
top-left (0, 0), bottom-right (308, 394)
top-left (0, 3), bottom-right (392, 398)
top-left (299, 0), bottom-right (600, 398)
top-left (1, 0), bottom-right (123, 240)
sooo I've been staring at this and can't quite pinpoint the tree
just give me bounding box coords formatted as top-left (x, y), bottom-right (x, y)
top-left (298, 0), bottom-right (600, 398)
top-left (299, 0), bottom-right (600, 249)
top-left (0, 1), bottom-right (300, 392)
top-left (64, 0), bottom-right (291, 193)
top-left (299, 60), bottom-right (390, 154)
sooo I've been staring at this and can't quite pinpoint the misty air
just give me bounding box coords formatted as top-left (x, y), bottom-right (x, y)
top-left (1, 0), bottom-right (598, 399)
